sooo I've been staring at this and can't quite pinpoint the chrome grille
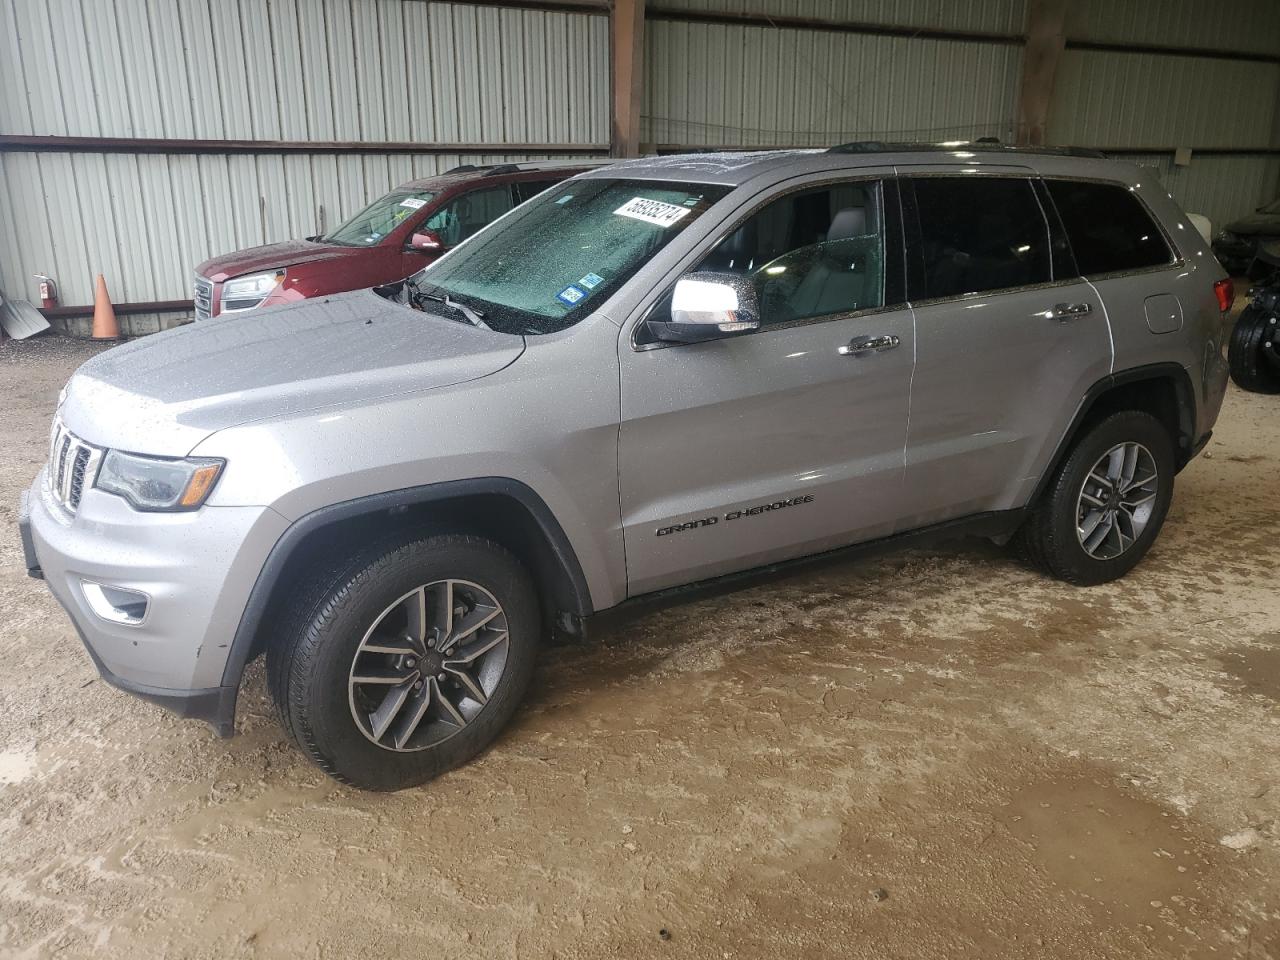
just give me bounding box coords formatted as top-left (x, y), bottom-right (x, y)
top-left (193, 275), bottom-right (213, 321)
top-left (47, 419), bottom-right (103, 513)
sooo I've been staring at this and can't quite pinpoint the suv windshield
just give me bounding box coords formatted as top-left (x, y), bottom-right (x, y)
top-left (406, 178), bottom-right (730, 335)
top-left (324, 189), bottom-right (436, 247)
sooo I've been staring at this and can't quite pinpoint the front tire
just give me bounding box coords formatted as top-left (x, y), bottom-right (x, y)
top-left (268, 534), bottom-right (540, 791)
top-left (1017, 410), bottom-right (1175, 585)
top-left (1228, 305), bottom-right (1280, 394)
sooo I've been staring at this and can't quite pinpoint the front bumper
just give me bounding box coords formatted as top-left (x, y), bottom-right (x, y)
top-left (20, 469), bottom-right (288, 737)
top-left (18, 490), bottom-right (41, 578)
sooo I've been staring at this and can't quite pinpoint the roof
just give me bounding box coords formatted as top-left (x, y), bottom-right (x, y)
top-left (582, 141), bottom-right (1137, 188)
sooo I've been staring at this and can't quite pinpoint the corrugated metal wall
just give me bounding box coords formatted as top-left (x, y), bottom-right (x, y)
top-left (643, 19), bottom-right (1022, 147)
top-left (646, 0), bottom-right (1027, 35)
top-left (643, 1), bottom-right (1027, 147)
top-left (1, 0), bottom-right (608, 143)
top-left (1049, 54), bottom-right (1278, 150)
top-left (1047, 0), bottom-right (1280, 228)
top-left (643, 0), bottom-right (1280, 230)
top-left (1067, 0), bottom-right (1280, 58)
top-left (1126, 152), bottom-right (1280, 230)
top-left (0, 0), bottom-right (608, 307)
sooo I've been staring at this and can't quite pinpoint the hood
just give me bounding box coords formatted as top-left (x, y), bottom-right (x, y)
top-left (59, 290), bottom-right (525, 456)
top-left (196, 238), bottom-right (368, 281)
top-left (1224, 212), bottom-right (1280, 237)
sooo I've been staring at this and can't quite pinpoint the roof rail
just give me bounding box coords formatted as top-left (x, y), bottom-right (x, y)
top-left (826, 139), bottom-right (1107, 159)
top-left (441, 162), bottom-right (523, 176)
top-left (443, 159), bottom-right (613, 176)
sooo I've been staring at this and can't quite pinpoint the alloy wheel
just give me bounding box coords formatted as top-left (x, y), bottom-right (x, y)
top-left (348, 579), bottom-right (509, 752)
top-left (1075, 441), bottom-right (1159, 561)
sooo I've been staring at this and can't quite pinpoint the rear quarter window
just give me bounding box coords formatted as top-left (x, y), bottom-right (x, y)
top-left (1045, 180), bottom-right (1174, 276)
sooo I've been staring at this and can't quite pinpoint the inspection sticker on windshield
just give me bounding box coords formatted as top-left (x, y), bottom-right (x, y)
top-left (614, 197), bottom-right (691, 228)
top-left (556, 285), bottom-right (586, 306)
top-left (579, 272), bottom-right (604, 289)
top-left (399, 197), bottom-right (428, 210)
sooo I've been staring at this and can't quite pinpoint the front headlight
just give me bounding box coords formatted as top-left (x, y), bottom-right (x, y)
top-left (221, 270), bottom-right (284, 312)
top-left (96, 451), bottom-right (225, 511)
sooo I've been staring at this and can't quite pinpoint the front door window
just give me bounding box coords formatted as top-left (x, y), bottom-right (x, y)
top-left (697, 181), bottom-right (886, 325)
top-left (424, 185), bottom-right (515, 248)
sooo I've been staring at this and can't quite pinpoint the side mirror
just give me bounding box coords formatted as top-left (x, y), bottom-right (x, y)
top-left (650, 273), bottom-right (761, 344)
top-left (408, 230), bottom-right (444, 253)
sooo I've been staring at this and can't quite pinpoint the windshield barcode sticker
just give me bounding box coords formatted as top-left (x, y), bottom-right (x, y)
top-left (614, 197), bottom-right (691, 228)
top-left (400, 197), bottom-right (428, 209)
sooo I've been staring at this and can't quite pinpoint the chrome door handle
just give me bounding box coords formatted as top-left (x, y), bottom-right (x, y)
top-left (1049, 302), bottom-right (1092, 321)
top-left (838, 334), bottom-right (900, 357)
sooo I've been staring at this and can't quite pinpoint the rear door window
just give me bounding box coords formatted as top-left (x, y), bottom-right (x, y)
top-left (1045, 179), bottom-right (1174, 276)
top-left (910, 177), bottom-right (1052, 299)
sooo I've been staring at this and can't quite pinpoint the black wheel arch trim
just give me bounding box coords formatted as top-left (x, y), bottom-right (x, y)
top-left (215, 477), bottom-right (593, 736)
top-left (1030, 361), bottom-right (1198, 506)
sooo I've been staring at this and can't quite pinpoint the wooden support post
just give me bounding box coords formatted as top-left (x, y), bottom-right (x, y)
top-left (610, 0), bottom-right (645, 157)
top-left (1017, 0), bottom-right (1068, 145)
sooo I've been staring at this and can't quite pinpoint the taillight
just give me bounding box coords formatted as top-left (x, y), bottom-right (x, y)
top-left (1214, 278), bottom-right (1234, 313)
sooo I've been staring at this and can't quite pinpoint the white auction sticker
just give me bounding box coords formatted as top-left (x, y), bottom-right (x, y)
top-left (614, 197), bottom-right (691, 228)
top-left (400, 197), bottom-right (428, 210)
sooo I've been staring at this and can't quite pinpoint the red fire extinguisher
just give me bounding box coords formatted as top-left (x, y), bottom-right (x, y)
top-left (33, 274), bottom-right (58, 309)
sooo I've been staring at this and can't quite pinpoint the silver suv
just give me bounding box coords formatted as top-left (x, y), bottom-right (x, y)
top-left (19, 144), bottom-right (1231, 790)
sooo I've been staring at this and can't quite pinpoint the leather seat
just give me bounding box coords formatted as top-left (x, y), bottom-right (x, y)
top-left (787, 206), bottom-right (880, 318)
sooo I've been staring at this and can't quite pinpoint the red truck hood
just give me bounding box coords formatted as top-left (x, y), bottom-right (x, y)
top-left (196, 238), bottom-right (368, 282)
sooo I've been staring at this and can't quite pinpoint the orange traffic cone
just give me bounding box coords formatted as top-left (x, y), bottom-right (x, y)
top-left (91, 274), bottom-right (121, 341)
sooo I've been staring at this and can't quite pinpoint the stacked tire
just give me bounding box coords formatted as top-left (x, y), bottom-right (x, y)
top-left (1229, 305), bottom-right (1280, 394)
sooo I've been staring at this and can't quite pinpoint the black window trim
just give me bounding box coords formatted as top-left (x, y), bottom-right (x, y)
top-left (631, 172), bottom-right (908, 351)
top-left (1032, 178), bottom-right (1079, 281)
top-left (1038, 175), bottom-right (1183, 283)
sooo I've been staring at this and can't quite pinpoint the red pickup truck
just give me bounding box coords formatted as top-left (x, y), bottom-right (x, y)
top-left (193, 160), bottom-right (605, 320)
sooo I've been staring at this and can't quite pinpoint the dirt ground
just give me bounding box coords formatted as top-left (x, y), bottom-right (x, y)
top-left (0, 331), bottom-right (1277, 960)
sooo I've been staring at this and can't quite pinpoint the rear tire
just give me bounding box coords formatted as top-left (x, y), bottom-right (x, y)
top-left (1228, 305), bottom-right (1280, 394)
top-left (267, 534), bottom-right (539, 791)
top-left (1016, 410), bottom-right (1175, 585)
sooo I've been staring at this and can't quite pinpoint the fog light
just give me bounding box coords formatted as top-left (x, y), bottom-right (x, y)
top-left (81, 580), bottom-right (149, 625)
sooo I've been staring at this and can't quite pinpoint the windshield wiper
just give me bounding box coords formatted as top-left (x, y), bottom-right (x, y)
top-left (430, 294), bottom-right (488, 329)
top-left (411, 283), bottom-right (489, 329)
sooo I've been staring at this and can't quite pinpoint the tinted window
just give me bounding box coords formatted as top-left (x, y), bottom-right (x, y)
top-left (514, 179), bottom-right (561, 203)
top-left (424, 185), bottom-right (514, 247)
top-left (1046, 180), bottom-right (1173, 275)
top-left (912, 177), bottom-right (1052, 299)
top-left (694, 181), bottom-right (885, 326)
